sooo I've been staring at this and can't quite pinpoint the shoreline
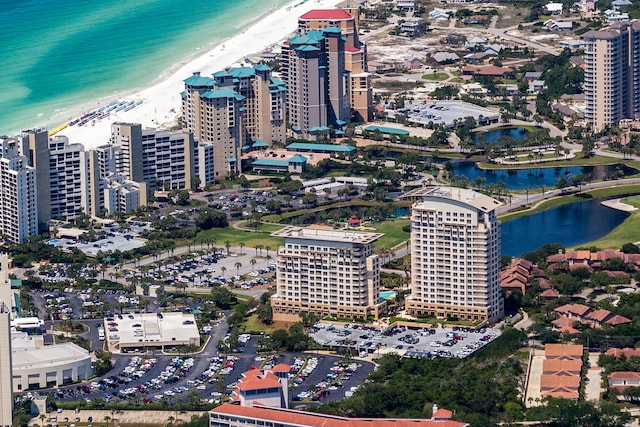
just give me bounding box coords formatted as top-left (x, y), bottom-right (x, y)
top-left (52, 0), bottom-right (342, 149)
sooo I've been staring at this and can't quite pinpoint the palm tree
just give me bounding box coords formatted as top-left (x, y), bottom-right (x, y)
top-left (225, 240), bottom-right (231, 255)
top-left (265, 245), bottom-right (271, 258)
top-left (234, 262), bottom-right (242, 276)
top-left (104, 415), bottom-right (111, 427)
top-left (256, 244), bottom-right (264, 256)
top-left (221, 266), bottom-right (227, 277)
top-left (250, 258), bottom-right (257, 272)
top-left (239, 242), bottom-right (245, 254)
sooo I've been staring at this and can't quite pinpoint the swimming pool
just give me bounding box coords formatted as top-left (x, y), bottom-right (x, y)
top-left (47, 239), bottom-right (60, 244)
top-left (379, 291), bottom-right (397, 300)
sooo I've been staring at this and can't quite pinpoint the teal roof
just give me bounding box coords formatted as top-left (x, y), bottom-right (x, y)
top-left (270, 77), bottom-right (285, 86)
top-left (296, 45), bottom-right (321, 52)
top-left (229, 67), bottom-right (256, 78)
top-left (363, 125), bottom-right (410, 135)
top-left (253, 159), bottom-right (289, 167)
top-left (335, 119), bottom-right (347, 126)
top-left (252, 140), bottom-right (269, 148)
top-left (213, 70), bottom-right (232, 78)
top-left (242, 145), bottom-right (251, 150)
top-left (183, 74), bottom-right (216, 87)
top-left (254, 64), bottom-right (271, 72)
top-left (10, 279), bottom-right (21, 288)
top-left (289, 154), bottom-right (308, 163)
top-left (323, 26), bottom-right (343, 34)
top-left (286, 142), bottom-right (356, 152)
top-left (201, 88), bottom-right (245, 101)
top-left (310, 126), bottom-right (331, 133)
top-left (289, 31), bottom-right (325, 45)
top-left (228, 157), bottom-right (237, 162)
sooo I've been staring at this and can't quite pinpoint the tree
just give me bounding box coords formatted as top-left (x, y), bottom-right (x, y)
top-left (174, 190), bottom-right (190, 206)
top-left (622, 243), bottom-right (640, 254)
top-left (234, 262), bottom-right (242, 276)
top-left (220, 266), bottom-right (227, 277)
top-left (250, 258), bottom-right (257, 271)
top-left (210, 287), bottom-right (236, 309)
top-left (196, 209), bottom-right (228, 229)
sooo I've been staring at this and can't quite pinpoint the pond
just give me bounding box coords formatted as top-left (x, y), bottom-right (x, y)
top-left (449, 162), bottom-right (637, 190)
top-left (472, 127), bottom-right (529, 144)
top-left (501, 198), bottom-right (630, 256)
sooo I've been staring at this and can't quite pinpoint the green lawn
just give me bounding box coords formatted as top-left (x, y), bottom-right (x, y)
top-left (422, 72), bottom-right (449, 81)
top-left (197, 223), bottom-right (284, 249)
top-left (372, 219), bottom-right (410, 249)
top-left (575, 195), bottom-right (640, 249)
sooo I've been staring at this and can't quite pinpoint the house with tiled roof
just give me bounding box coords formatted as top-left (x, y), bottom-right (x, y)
top-left (232, 366), bottom-right (290, 408)
top-left (551, 316), bottom-right (579, 334)
top-left (608, 371), bottom-right (640, 392)
top-left (541, 288), bottom-right (560, 299)
top-left (606, 348), bottom-right (640, 358)
top-left (211, 403), bottom-right (470, 427)
top-left (544, 343), bottom-right (584, 360)
top-left (543, 359), bottom-right (583, 375)
top-left (554, 303), bottom-right (631, 329)
top-left (540, 374), bottom-right (581, 399)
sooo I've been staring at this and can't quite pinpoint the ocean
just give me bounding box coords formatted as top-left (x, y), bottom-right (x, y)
top-left (0, 0), bottom-right (288, 135)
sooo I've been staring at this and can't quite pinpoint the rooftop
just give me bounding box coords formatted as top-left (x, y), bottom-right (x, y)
top-left (299, 9), bottom-right (353, 20)
top-left (12, 342), bottom-right (90, 371)
top-left (286, 142), bottom-right (356, 152)
top-left (412, 186), bottom-right (500, 213)
top-left (272, 226), bottom-right (383, 244)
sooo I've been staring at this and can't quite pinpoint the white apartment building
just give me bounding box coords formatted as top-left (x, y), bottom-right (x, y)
top-left (0, 301), bottom-right (12, 427)
top-left (270, 226), bottom-right (385, 322)
top-left (48, 135), bottom-right (90, 221)
top-left (140, 127), bottom-right (195, 191)
top-left (0, 140), bottom-right (38, 243)
top-left (103, 175), bottom-right (147, 215)
top-left (406, 187), bottom-right (503, 324)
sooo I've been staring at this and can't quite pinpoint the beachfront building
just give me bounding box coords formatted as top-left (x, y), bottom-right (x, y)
top-left (583, 21), bottom-right (640, 131)
top-left (0, 301), bottom-right (12, 427)
top-left (214, 66), bottom-right (287, 145)
top-left (406, 187), bottom-right (504, 324)
top-left (282, 28), bottom-right (351, 139)
top-left (269, 226), bottom-right (385, 322)
top-left (298, 9), bottom-right (373, 122)
top-left (16, 129), bottom-right (50, 232)
top-left (48, 135), bottom-right (91, 222)
top-left (103, 174), bottom-right (147, 215)
top-left (182, 72), bottom-right (245, 180)
top-left (0, 138), bottom-right (38, 243)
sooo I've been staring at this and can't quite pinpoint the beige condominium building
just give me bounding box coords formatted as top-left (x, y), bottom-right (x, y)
top-left (297, 8), bottom-right (373, 122)
top-left (583, 21), bottom-right (640, 131)
top-left (0, 301), bottom-right (12, 427)
top-left (406, 187), bottom-right (504, 324)
top-left (270, 226), bottom-right (385, 322)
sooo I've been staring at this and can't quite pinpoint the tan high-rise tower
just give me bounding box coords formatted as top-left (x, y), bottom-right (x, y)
top-left (0, 300), bottom-right (13, 427)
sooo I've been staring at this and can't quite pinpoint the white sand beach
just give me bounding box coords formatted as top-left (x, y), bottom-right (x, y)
top-left (55, 0), bottom-right (342, 150)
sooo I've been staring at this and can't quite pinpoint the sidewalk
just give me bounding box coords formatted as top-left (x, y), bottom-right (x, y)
top-left (32, 409), bottom-right (208, 426)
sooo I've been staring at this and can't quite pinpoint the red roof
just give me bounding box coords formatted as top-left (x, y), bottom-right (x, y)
top-left (345, 45), bottom-right (361, 52)
top-left (609, 371), bottom-right (640, 380)
top-left (270, 363), bottom-right (291, 373)
top-left (433, 409), bottom-right (453, 420)
top-left (211, 404), bottom-right (469, 427)
top-left (606, 347), bottom-right (640, 358)
top-left (300, 9), bottom-right (353, 20)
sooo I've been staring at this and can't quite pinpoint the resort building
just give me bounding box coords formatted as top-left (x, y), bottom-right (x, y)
top-left (295, 9), bottom-right (373, 123)
top-left (103, 175), bottom-right (147, 215)
top-left (47, 135), bottom-right (91, 222)
top-left (0, 302), bottom-right (12, 427)
top-left (282, 28), bottom-right (351, 139)
top-left (405, 187), bottom-right (503, 324)
top-left (0, 138), bottom-right (38, 243)
top-left (270, 226), bottom-right (386, 322)
top-left (16, 129), bottom-right (50, 232)
top-left (214, 66), bottom-right (287, 145)
top-left (583, 21), bottom-right (640, 131)
top-left (10, 333), bottom-right (92, 392)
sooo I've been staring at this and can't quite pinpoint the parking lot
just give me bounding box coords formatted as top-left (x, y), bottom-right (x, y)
top-left (309, 323), bottom-right (501, 359)
top-left (48, 222), bottom-right (150, 256)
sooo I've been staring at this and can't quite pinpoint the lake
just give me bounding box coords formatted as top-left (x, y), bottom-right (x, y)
top-left (472, 127), bottom-right (529, 144)
top-left (501, 198), bottom-right (630, 256)
top-left (450, 162), bottom-right (637, 190)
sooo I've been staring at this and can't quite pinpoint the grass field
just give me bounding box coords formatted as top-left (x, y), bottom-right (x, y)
top-left (574, 195), bottom-right (640, 249)
top-left (372, 219), bottom-right (410, 249)
top-left (422, 72), bottom-right (449, 81)
top-left (196, 223), bottom-right (284, 249)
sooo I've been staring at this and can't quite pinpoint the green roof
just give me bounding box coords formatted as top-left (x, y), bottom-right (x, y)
top-left (213, 70), bottom-right (232, 78)
top-left (296, 45), bottom-right (321, 52)
top-left (323, 26), bottom-right (343, 34)
top-left (252, 159), bottom-right (290, 167)
top-left (286, 142), bottom-right (356, 152)
top-left (363, 125), bottom-right (410, 135)
top-left (255, 64), bottom-right (271, 72)
top-left (183, 74), bottom-right (216, 87)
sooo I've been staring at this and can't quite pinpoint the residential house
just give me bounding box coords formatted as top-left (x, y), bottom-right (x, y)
top-left (540, 375), bottom-right (581, 399)
top-left (429, 8), bottom-right (455, 20)
top-left (544, 343), bottom-right (584, 360)
top-left (402, 56), bottom-right (423, 70)
top-left (462, 65), bottom-right (513, 77)
top-left (609, 371), bottom-right (640, 393)
top-left (612, 0), bottom-right (632, 10)
top-left (606, 348), bottom-right (640, 359)
top-left (427, 52), bottom-right (460, 65)
top-left (528, 80), bottom-right (546, 94)
top-left (543, 359), bottom-right (583, 376)
top-left (540, 343), bottom-right (583, 400)
top-left (400, 17), bottom-right (426, 36)
top-left (463, 15), bottom-right (489, 25)
top-left (560, 39), bottom-right (587, 49)
top-left (523, 71), bottom-right (543, 82)
top-left (465, 35), bottom-right (487, 50)
top-left (545, 2), bottom-right (564, 14)
top-left (604, 9), bottom-right (629, 22)
top-left (544, 19), bottom-right (573, 30)
top-left (484, 43), bottom-right (507, 55)
top-left (463, 52), bottom-right (492, 63)
top-left (397, 0), bottom-right (416, 12)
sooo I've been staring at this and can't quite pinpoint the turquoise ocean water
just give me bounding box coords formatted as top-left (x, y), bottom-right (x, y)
top-left (0, 0), bottom-right (288, 135)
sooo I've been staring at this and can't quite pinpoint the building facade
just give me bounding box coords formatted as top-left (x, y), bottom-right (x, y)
top-left (406, 187), bottom-right (503, 323)
top-left (0, 302), bottom-right (12, 427)
top-left (583, 21), bottom-right (640, 131)
top-left (0, 139), bottom-right (38, 243)
top-left (48, 135), bottom-right (91, 221)
top-left (270, 226), bottom-right (385, 322)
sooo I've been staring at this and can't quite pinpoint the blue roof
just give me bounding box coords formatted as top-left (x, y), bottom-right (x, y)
top-left (323, 26), bottom-right (343, 34)
top-left (201, 88), bottom-right (245, 100)
top-left (183, 73), bottom-right (216, 87)
top-left (252, 140), bottom-right (269, 148)
top-left (228, 67), bottom-right (256, 78)
top-left (289, 154), bottom-right (308, 163)
top-left (296, 45), bottom-right (321, 52)
top-left (228, 157), bottom-right (237, 162)
top-left (335, 119), bottom-right (347, 126)
top-left (242, 145), bottom-right (251, 150)
top-left (363, 125), bottom-right (410, 135)
top-left (286, 142), bottom-right (356, 152)
top-left (213, 70), bottom-right (232, 78)
top-left (309, 126), bottom-right (331, 133)
top-left (253, 159), bottom-right (290, 167)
